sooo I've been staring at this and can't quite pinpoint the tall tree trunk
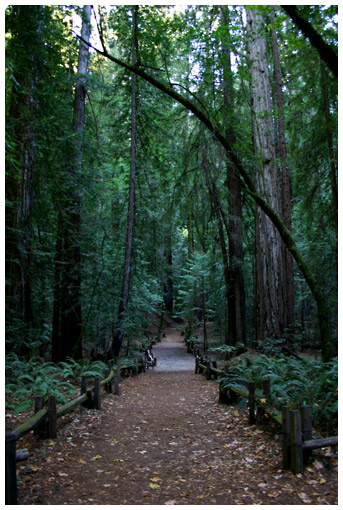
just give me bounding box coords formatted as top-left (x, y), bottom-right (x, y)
top-left (246, 8), bottom-right (285, 343)
top-left (5, 6), bottom-right (42, 355)
top-left (111, 6), bottom-right (138, 357)
top-left (220, 5), bottom-right (246, 346)
top-left (162, 228), bottom-right (173, 312)
top-left (270, 8), bottom-right (295, 342)
top-left (202, 132), bottom-right (231, 345)
top-left (53, 5), bottom-right (91, 361)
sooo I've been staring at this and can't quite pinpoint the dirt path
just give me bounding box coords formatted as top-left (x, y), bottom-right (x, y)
top-left (152, 326), bottom-right (195, 372)
top-left (17, 329), bottom-right (338, 505)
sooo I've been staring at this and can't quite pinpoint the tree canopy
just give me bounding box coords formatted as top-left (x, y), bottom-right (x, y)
top-left (5, 5), bottom-right (338, 363)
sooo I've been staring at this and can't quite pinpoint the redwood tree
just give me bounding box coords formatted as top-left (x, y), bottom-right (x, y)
top-left (52, 5), bottom-right (91, 361)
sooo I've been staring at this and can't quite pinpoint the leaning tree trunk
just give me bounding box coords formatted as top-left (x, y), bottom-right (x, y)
top-left (246, 8), bottom-right (285, 343)
top-left (56, 5), bottom-right (91, 361)
top-left (82, 14), bottom-right (333, 361)
top-left (111, 6), bottom-right (138, 358)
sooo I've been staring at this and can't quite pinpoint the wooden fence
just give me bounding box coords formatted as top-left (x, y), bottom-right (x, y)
top-left (195, 352), bottom-right (338, 475)
top-left (5, 360), bottom-right (143, 505)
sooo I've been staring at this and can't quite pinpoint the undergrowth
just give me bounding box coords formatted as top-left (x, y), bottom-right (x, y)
top-left (5, 354), bottom-right (108, 414)
top-left (220, 354), bottom-right (338, 436)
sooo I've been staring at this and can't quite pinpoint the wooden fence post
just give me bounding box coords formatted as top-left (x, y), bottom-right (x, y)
top-left (93, 377), bottom-right (101, 410)
top-left (5, 432), bottom-right (17, 505)
top-left (301, 405), bottom-right (313, 464)
top-left (212, 361), bottom-right (218, 379)
top-left (205, 361), bottom-right (211, 380)
top-left (81, 376), bottom-right (93, 408)
top-left (34, 395), bottom-right (46, 439)
top-left (248, 382), bottom-right (255, 424)
top-left (114, 368), bottom-right (120, 396)
top-left (256, 378), bottom-right (270, 424)
top-left (81, 376), bottom-right (87, 395)
top-left (290, 409), bottom-right (303, 474)
top-left (282, 406), bottom-right (291, 469)
top-left (262, 378), bottom-right (271, 397)
top-left (48, 395), bottom-right (57, 439)
top-left (104, 366), bottom-right (112, 394)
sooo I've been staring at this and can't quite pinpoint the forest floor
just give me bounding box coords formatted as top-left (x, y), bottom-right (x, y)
top-left (15, 325), bottom-right (338, 505)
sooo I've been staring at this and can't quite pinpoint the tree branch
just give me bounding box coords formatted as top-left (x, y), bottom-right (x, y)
top-left (75, 32), bottom-right (333, 360)
top-left (281, 5), bottom-right (337, 78)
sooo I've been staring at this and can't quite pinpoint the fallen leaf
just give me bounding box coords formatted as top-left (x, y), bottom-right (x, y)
top-left (267, 490), bottom-right (280, 498)
top-left (164, 500), bottom-right (176, 505)
top-left (149, 482), bottom-right (160, 489)
top-left (313, 459), bottom-right (324, 470)
top-left (298, 492), bottom-right (312, 504)
top-left (90, 455), bottom-right (102, 461)
top-left (150, 476), bottom-right (161, 482)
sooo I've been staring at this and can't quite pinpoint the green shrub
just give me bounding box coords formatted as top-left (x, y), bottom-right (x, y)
top-left (220, 354), bottom-right (338, 436)
top-left (5, 355), bottom-right (108, 415)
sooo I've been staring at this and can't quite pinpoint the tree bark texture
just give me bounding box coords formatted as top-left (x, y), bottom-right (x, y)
top-left (246, 9), bottom-right (285, 342)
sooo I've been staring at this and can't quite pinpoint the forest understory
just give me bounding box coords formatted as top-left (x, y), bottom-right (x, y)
top-left (10, 328), bottom-right (338, 506)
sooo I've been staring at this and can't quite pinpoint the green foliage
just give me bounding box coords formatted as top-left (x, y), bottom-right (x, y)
top-left (221, 354), bottom-right (337, 435)
top-left (5, 354), bottom-right (107, 414)
top-left (5, 5), bottom-right (337, 363)
top-left (57, 357), bottom-right (108, 379)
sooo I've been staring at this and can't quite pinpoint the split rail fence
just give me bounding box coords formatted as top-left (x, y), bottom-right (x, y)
top-left (5, 360), bottom-right (141, 505)
top-left (194, 351), bottom-right (338, 476)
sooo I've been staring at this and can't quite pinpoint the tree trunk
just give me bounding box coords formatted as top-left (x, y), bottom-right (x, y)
top-left (271, 8), bottom-right (295, 342)
top-left (5, 6), bottom-right (42, 355)
top-left (162, 229), bottom-right (173, 312)
top-left (246, 8), bottom-right (285, 343)
top-left (112, 6), bottom-right (138, 358)
top-left (55, 5), bottom-right (91, 361)
top-left (202, 131), bottom-right (231, 345)
top-left (221, 5), bottom-right (246, 346)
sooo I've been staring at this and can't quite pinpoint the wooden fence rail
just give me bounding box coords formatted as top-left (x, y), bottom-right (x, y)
top-left (195, 353), bottom-right (338, 475)
top-left (5, 360), bottom-right (139, 505)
